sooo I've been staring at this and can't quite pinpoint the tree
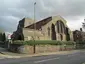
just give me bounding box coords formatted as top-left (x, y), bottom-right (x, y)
top-left (0, 33), bottom-right (3, 41)
top-left (2, 33), bottom-right (6, 42)
top-left (0, 32), bottom-right (6, 42)
top-left (82, 19), bottom-right (85, 29)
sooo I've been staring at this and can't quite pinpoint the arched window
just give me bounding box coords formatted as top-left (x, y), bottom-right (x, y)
top-left (51, 23), bottom-right (56, 40)
top-left (48, 27), bottom-right (50, 36)
top-left (60, 22), bottom-right (63, 33)
top-left (61, 21), bottom-right (66, 33)
top-left (56, 21), bottom-right (59, 33)
top-left (56, 20), bottom-right (65, 34)
top-left (66, 27), bottom-right (70, 41)
top-left (60, 34), bottom-right (63, 41)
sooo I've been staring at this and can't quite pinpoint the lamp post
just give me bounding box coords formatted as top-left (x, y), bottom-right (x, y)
top-left (33, 2), bottom-right (36, 53)
top-left (34, 2), bottom-right (36, 30)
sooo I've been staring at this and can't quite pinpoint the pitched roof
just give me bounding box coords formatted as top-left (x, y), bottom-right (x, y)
top-left (25, 16), bottom-right (52, 30)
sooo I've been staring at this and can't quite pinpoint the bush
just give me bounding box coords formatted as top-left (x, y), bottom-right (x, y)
top-left (12, 40), bottom-right (75, 46)
top-left (76, 41), bottom-right (85, 45)
top-left (76, 41), bottom-right (85, 49)
top-left (0, 33), bottom-right (3, 41)
top-left (63, 41), bottom-right (75, 45)
top-left (0, 32), bottom-right (6, 42)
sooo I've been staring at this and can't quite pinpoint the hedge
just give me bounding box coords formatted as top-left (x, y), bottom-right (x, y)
top-left (76, 41), bottom-right (85, 45)
top-left (12, 40), bottom-right (75, 45)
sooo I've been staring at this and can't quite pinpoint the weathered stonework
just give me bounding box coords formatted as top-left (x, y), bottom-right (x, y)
top-left (9, 44), bottom-right (75, 54)
top-left (11, 16), bottom-right (73, 41)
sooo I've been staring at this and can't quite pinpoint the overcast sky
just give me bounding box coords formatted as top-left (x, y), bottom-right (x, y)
top-left (0, 0), bottom-right (85, 33)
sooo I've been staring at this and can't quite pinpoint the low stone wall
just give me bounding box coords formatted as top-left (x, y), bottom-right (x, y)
top-left (18, 45), bottom-right (34, 54)
top-left (9, 44), bottom-right (21, 53)
top-left (35, 45), bottom-right (60, 53)
top-left (9, 44), bottom-right (75, 54)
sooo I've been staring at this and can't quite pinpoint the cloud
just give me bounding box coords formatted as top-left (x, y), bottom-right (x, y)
top-left (0, 15), bottom-right (19, 32)
top-left (67, 18), bottom-right (83, 31)
top-left (0, 0), bottom-right (85, 32)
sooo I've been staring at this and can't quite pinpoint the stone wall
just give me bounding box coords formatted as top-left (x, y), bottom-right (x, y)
top-left (35, 45), bottom-right (60, 53)
top-left (18, 45), bottom-right (34, 54)
top-left (9, 44), bottom-right (75, 54)
top-left (23, 28), bottom-right (52, 40)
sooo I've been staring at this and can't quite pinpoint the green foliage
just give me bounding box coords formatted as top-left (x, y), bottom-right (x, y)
top-left (12, 40), bottom-right (75, 45)
top-left (0, 32), bottom-right (6, 42)
top-left (76, 41), bottom-right (85, 49)
top-left (2, 33), bottom-right (6, 42)
top-left (63, 41), bottom-right (75, 45)
top-left (0, 33), bottom-right (3, 41)
top-left (82, 21), bottom-right (85, 29)
top-left (76, 41), bottom-right (85, 45)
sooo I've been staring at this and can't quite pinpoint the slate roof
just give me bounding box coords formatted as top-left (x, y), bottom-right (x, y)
top-left (25, 16), bottom-right (52, 30)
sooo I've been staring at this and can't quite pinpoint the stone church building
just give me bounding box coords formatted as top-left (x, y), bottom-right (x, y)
top-left (11, 16), bottom-right (73, 41)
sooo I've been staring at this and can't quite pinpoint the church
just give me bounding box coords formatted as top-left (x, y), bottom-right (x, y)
top-left (11, 16), bottom-right (73, 41)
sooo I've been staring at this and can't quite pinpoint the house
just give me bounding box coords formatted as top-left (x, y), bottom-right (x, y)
top-left (11, 16), bottom-right (73, 41)
top-left (73, 28), bottom-right (85, 41)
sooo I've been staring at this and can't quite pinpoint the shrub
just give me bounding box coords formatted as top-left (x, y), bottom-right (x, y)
top-left (0, 32), bottom-right (6, 42)
top-left (76, 41), bottom-right (85, 49)
top-left (63, 41), bottom-right (75, 45)
top-left (12, 40), bottom-right (75, 46)
top-left (76, 41), bottom-right (85, 45)
top-left (0, 33), bottom-right (3, 41)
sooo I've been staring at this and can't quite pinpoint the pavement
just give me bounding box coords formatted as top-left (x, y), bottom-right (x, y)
top-left (0, 50), bottom-right (85, 64)
top-left (0, 47), bottom-right (85, 64)
top-left (0, 47), bottom-right (80, 58)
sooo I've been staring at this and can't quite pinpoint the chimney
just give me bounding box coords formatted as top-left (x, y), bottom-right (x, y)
top-left (80, 28), bottom-right (82, 31)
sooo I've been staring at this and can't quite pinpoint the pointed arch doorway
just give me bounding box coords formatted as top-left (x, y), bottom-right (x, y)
top-left (51, 23), bottom-right (56, 40)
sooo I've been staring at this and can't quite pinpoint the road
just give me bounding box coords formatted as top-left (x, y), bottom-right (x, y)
top-left (0, 50), bottom-right (85, 64)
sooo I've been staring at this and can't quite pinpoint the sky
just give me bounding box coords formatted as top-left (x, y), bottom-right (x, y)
top-left (0, 0), bottom-right (85, 33)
